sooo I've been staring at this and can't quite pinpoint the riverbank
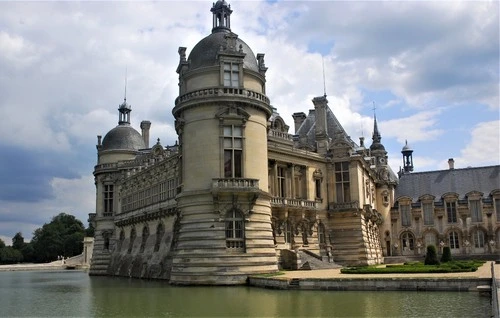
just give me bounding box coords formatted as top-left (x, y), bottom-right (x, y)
top-left (0, 261), bottom-right (72, 272)
top-left (249, 261), bottom-right (497, 292)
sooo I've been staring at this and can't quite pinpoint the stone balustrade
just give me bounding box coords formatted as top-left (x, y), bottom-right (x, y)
top-left (268, 129), bottom-right (294, 141)
top-left (271, 197), bottom-right (318, 209)
top-left (212, 178), bottom-right (260, 192)
top-left (175, 87), bottom-right (270, 106)
top-left (329, 200), bottom-right (360, 211)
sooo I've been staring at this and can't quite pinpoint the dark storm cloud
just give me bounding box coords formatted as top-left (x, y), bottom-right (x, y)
top-left (0, 145), bottom-right (78, 202)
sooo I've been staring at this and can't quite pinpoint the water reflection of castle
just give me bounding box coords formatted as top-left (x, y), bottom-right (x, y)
top-left (88, 1), bottom-right (500, 284)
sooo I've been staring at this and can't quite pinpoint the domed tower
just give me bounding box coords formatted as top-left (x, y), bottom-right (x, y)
top-left (171, 1), bottom-right (277, 284)
top-left (90, 97), bottom-right (148, 275)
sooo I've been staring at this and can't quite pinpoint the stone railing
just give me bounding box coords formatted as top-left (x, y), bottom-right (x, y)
top-left (271, 197), bottom-right (318, 209)
top-left (212, 178), bottom-right (260, 192)
top-left (329, 201), bottom-right (360, 211)
top-left (175, 87), bottom-right (270, 106)
top-left (268, 129), bottom-right (294, 141)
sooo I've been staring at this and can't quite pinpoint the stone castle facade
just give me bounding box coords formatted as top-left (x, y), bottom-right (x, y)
top-left (88, 1), bottom-right (500, 284)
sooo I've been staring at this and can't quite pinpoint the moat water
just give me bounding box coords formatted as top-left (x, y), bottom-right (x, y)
top-left (0, 270), bottom-right (491, 317)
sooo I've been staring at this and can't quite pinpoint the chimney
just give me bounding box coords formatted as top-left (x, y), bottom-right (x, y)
top-left (292, 112), bottom-right (307, 134)
top-left (312, 96), bottom-right (329, 155)
top-left (140, 120), bottom-right (151, 148)
top-left (448, 158), bottom-right (455, 170)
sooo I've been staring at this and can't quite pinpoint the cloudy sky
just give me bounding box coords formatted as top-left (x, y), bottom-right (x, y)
top-left (0, 0), bottom-right (498, 243)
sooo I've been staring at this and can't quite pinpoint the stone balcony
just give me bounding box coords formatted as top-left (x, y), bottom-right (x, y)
top-left (175, 87), bottom-right (270, 106)
top-left (212, 178), bottom-right (260, 194)
top-left (329, 200), bottom-right (360, 212)
top-left (271, 197), bottom-right (318, 209)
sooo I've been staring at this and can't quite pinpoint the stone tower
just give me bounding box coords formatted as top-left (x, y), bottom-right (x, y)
top-left (170, 0), bottom-right (278, 284)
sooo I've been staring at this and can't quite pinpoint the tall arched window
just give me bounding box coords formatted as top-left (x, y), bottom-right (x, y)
top-left (449, 231), bottom-right (460, 249)
top-left (473, 230), bottom-right (485, 248)
top-left (140, 226), bottom-right (149, 253)
top-left (118, 230), bottom-right (125, 252)
top-left (128, 228), bottom-right (136, 254)
top-left (401, 232), bottom-right (414, 251)
top-left (155, 223), bottom-right (164, 252)
top-left (318, 223), bottom-right (326, 245)
top-left (225, 209), bottom-right (245, 250)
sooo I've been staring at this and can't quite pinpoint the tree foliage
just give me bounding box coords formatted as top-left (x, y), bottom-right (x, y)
top-left (0, 247), bottom-right (23, 264)
top-left (424, 245), bottom-right (440, 265)
top-left (441, 246), bottom-right (452, 263)
top-left (0, 238), bottom-right (5, 249)
top-left (12, 232), bottom-right (25, 250)
top-left (30, 213), bottom-right (85, 263)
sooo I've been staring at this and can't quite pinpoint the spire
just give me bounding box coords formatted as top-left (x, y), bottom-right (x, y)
top-left (118, 71), bottom-right (131, 125)
top-left (211, 0), bottom-right (232, 33)
top-left (370, 105), bottom-right (385, 151)
top-left (401, 140), bottom-right (414, 173)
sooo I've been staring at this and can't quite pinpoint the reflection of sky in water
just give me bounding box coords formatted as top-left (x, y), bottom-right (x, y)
top-left (0, 271), bottom-right (491, 317)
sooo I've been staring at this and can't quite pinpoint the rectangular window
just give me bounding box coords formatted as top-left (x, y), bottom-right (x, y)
top-left (470, 200), bottom-right (482, 222)
top-left (335, 162), bottom-right (350, 203)
top-left (223, 125), bottom-right (242, 178)
top-left (495, 199), bottom-right (500, 222)
top-left (446, 201), bottom-right (457, 223)
top-left (423, 202), bottom-right (434, 225)
top-left (315, 179), bottom-right (321, 199)
top-left (223, 63), bottom-right (239, 87)
top-left (104, 185), bottom-right (114, 215)
top-left (401, 204), bottom-right (411, 227)
top-left (277, 167), bottom-right (286, 197)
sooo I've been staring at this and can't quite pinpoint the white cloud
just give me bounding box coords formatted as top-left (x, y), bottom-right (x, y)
top-left (456, 120), bottom-right (500, 168)
top-left (380, 110), bottom-right (444, 143)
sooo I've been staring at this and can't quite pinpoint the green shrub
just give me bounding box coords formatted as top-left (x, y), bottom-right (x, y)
top-left (424, 245), bottom-right (440, 265)
top-left (441, 246), bottom-right (452, 263)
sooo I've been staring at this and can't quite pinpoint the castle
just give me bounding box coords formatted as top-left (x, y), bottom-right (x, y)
top-left (88, 1), bottom-right (500, 284)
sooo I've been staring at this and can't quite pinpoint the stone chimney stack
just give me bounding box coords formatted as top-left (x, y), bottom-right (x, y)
top-left (140, 120), bottom-right (151, 148)
top-left (292, 112), bottom-right (307, 134)
top-left (448, 158), bottom-right (455, 170)
top-left (312, 95), bottom-right (329, 155)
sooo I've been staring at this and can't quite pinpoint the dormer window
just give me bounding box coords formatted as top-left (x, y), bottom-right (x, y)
top-left (223, 62), bottom-right (239, 87)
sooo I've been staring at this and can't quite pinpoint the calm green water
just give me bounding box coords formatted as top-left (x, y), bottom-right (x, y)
top-left (0, 270), bottom-right (491, 317)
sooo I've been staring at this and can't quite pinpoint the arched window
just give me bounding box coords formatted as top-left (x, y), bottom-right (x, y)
top-left (155, 223), bottom-right (164, 252)
top-left (318, 223), bottom-right (326, 245)
top-left (473, 230), bottom-right (485, 248)
top-left (424, 232), bottom-right (437, 248)
top-left (118, 230), bottom-right (125, 252)
top-left (284, 221), bottom-right (293, 244)
top-left (140, 226), bottom-right (149, 253)
top-left (128, 228), bottom-right (136, 254)
top-left (401, 232), bottom-right (414, 251)
top-left (449, 231), bottom-right (460, 249)
top-left (225, 209), bottom-right (244, 250)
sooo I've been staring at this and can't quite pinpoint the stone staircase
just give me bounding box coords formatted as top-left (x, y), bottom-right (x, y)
top-left (89, 251), bottom-right (111, 276)
top-left (297, 250), bottom-right (342, 270)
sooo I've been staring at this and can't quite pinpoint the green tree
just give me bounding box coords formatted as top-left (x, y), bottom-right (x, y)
top-left (424, 245), bottom-right (440, 265)
top-left (31, 213), bottom-right (85, 263)
top-left (0, 238), bottom-right (5, 249)
top-left (0, 246), bottom-right (23, 264)
top-left (441, 246), bottom-right (452, 263)
top-left (12, 232), bottom-right (26, 250)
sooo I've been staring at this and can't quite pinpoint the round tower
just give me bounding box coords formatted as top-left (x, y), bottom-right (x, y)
top-left (170, 1), bottom-right (278, 284)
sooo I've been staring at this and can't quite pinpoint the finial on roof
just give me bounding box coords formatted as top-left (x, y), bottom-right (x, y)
top-left (322, 56), bottom-right (327, 97)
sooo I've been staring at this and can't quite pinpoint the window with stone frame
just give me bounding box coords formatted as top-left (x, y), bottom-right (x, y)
top-left (223, 125), bottom-right (243, 178)
top-left (119, 230), bottom-right (125, 252)
top-left (223, 62), bottom-right (239, 87)
top-left (313, 169), bottom-right (323, 200)
top-left (225, 209), bottom-right (245, 250)
top-left (446, 201), bottom-right (458, 223)
top-left (128, 228), bottom-right (136, 254)
top-left (277, 166), bottom-right (286, 198)
top-left (449, 231), bottom-right (460, 249)
top-left (401, 232), bottom-right (414, 251)
top-left (140, 226), bottom-right (149, 253)
top-left (284, 220), bottom-right (293, 244)
top-left (154, 223), bottom-right (164, 252)
top-left (318, 223), bottom-right (326, 245)
top-left (334, 162), bottom-right (350, 203)
top-left (423, 202), bottom-right (434, 225)
top-left (103, 184), bottom-right (114, 216)
top-left (473, 230), bottom-right (485, 248)
top-left (470, 199), bottom-right (482, 222)
top-left (400, 204), bottom-right (411, 227)
top-left (495, 198), bottom-right (500, 222)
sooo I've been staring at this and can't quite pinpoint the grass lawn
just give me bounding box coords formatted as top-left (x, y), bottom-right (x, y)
top-left (340, 260), bottom-right (486, 274)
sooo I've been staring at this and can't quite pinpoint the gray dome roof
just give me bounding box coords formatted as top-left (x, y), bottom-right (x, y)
top-left (101, 125), bottom-right (146, 151)
top-left (188, 30), bottom-right (259, 72)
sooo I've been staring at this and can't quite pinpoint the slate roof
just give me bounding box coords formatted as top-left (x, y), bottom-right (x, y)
top-left (101, 124), bottom-right (146, 152)
top-left (395, 165), bottom-right (500, 201)
top-left (295, 108), bottom-right (357, 149)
